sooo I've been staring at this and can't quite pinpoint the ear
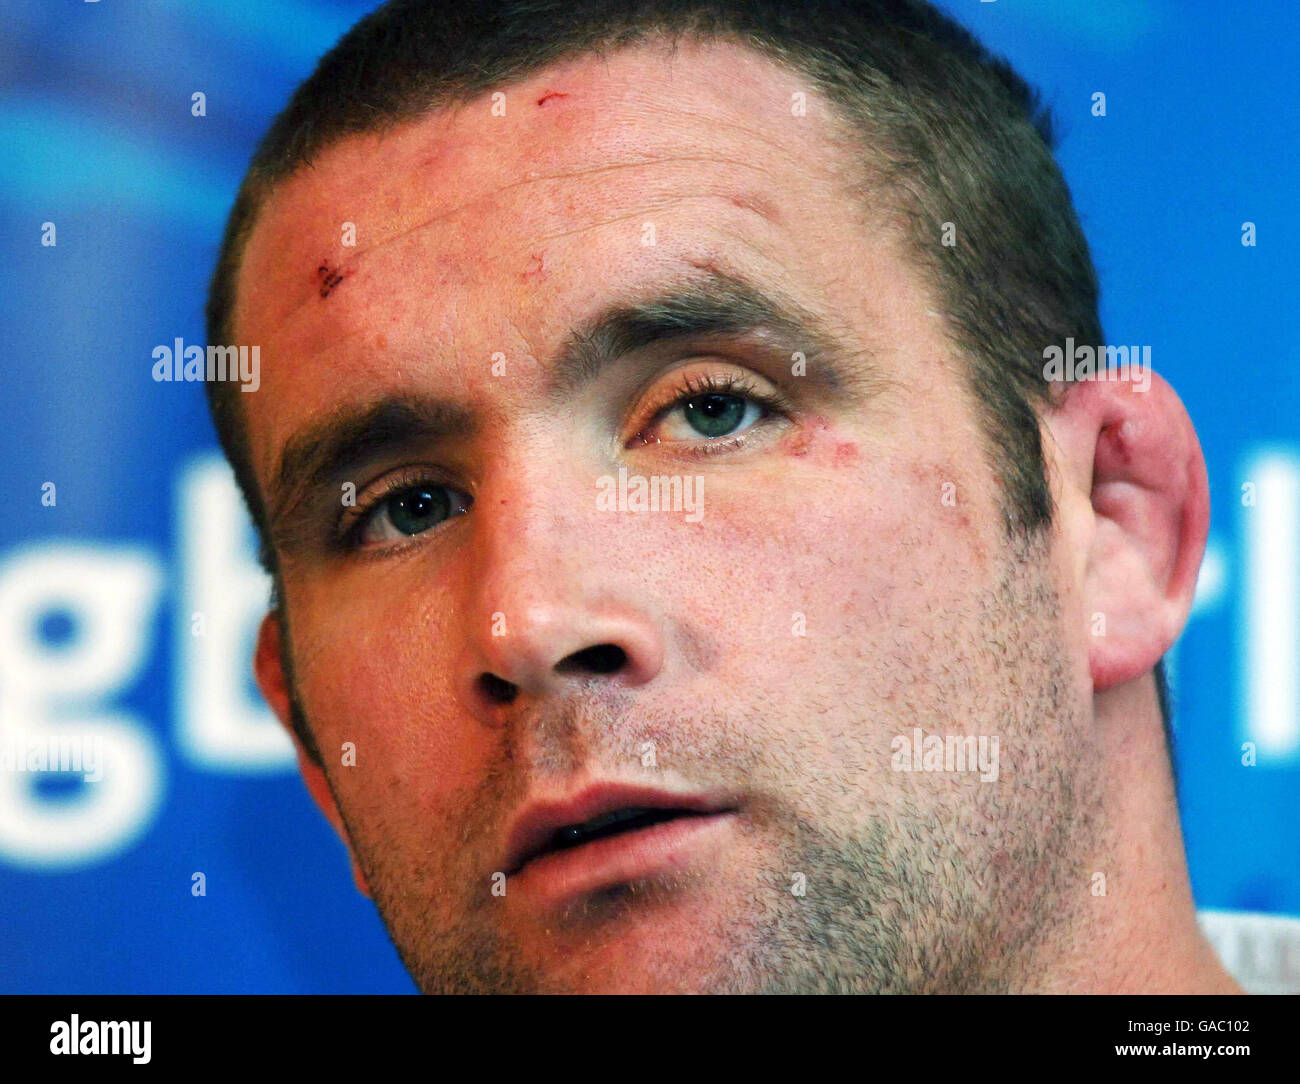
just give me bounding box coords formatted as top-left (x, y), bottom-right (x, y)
top-left (254, 612), bottom-right (372, 899)
top-left (1043, 372), bottom-right (1210, 692)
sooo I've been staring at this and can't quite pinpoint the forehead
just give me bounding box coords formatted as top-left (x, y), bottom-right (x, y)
top-left (234, 38), bottom-right (924, 480)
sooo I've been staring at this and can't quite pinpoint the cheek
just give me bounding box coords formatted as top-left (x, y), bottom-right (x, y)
top-left (702, 424), bottom-right (995, 651)
top-left (287, 585), bottom-right (486, 802)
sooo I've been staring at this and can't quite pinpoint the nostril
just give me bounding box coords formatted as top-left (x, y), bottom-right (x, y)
top-left (478, 672), bottom-right (518, 705)
top-left (557, 643), bottom-right (627, 676)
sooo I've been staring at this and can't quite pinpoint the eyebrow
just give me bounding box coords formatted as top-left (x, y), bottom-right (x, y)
top-left (266, 269), bottom-right (866, 546)
top-left (548, 269), bottom-right (853, 401)
top-left (268, 396), bottom-right (476, 545)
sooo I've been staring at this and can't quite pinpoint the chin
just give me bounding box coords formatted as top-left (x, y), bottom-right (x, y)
top-left (512, 878), bottom-right (761, 994)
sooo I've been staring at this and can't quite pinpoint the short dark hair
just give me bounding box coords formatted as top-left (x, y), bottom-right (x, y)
top-left (204, 0), bottom-right (1175, 757)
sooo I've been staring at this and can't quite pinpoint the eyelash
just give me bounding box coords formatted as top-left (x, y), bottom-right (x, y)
top-left (629, 371), bottom-right (791, 453)
top-left (338, 467), bottom-right (470, 553)
top-left (335, 371), bottom-right (793, 553)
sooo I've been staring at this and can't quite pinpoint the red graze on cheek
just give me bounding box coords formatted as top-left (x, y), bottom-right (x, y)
top-left (536, 90), bottom-right (570, 107)
top-left (781, 429), bottom-right (815, 457)
top-left (779, 418), bottom-right (858, 466)
top-left (833, 440), bottom-right (860, 467)
top-left (905, 456), bottom-right (991, 565)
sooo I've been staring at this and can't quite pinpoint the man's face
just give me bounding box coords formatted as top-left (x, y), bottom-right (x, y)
top-left (237, 40), bottom-right (1100, 992)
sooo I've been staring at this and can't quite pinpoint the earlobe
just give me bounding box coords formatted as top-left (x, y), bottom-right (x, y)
top-left (1045, 373), bottom-right (1210, 692)
top-left (253, 613), bottom-right (373, 899)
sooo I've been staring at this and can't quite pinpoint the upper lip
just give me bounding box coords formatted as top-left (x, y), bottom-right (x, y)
top-left (502, 782), bottom-right (737, 875)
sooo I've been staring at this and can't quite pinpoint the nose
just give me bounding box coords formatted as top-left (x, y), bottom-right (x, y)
top-left (470, 607), bottom-right (665, 708)
top-left (453, 479), bottom-right (666, 717)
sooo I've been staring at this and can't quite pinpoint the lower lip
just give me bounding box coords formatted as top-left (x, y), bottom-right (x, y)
top-left (509, 811), bottom-right (738, 904)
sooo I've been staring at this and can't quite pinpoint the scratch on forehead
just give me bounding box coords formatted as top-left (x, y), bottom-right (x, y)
top-left (314, 261), bottom-right (352, 298)
top-left (263, 152), bottom-right (782, 347)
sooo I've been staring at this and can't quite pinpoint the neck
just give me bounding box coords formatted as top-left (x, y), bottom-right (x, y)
top-left (1021, 678), bottom-right (1243, 994)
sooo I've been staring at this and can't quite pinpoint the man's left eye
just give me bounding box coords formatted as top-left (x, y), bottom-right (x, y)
top-left (655, 393), bottom-right (765, 442)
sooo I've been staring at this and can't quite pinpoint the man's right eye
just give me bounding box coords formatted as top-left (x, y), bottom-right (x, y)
top-left (353, 482), bottom-right (472, 547)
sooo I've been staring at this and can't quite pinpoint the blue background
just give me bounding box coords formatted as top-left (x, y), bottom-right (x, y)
top-left (1, 0), bottom-right (1296, 992)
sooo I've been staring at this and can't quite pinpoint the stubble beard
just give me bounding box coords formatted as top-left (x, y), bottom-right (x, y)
top-left (302, 528), bottom-right (1103, 993)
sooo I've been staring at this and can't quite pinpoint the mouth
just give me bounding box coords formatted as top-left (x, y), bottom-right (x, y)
top-left (545, 806), bottom-right (699, 853)
top-left (503, 784), bottom-right (740, 881)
